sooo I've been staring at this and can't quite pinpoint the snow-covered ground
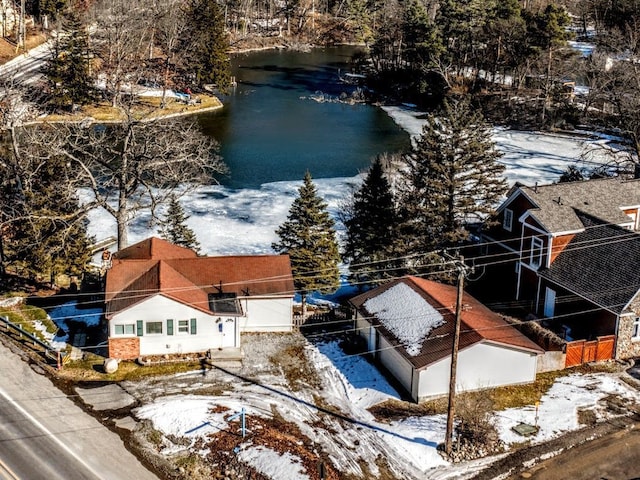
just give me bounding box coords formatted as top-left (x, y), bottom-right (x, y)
top-left (118, 107), bottom-right (640, 478)
top-left (133, 339), bottom-right (640, 480)
top-left (86, 106), bottom-right (629, 257)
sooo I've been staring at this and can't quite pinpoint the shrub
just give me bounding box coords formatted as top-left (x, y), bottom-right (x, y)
top-left (452, 393), bottom-right (504, 461)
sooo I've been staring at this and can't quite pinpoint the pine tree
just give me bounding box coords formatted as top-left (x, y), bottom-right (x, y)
top-left (272, 172), bottom-right (340, 314)
top-left (397, 98), bottom-right (507, 260)
top-left (182, 0), bottom-right (231, 90)
top-left (44, 10), bottom-right (95, 111)
top-left (159, 195), bottom-right (201, 253)
top-left (342, 156), bottom-right (399, 287)
top-left (0, 144), bottom-right (91, 282)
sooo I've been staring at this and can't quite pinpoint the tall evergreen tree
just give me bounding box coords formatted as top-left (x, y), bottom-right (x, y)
top-left (272, 172), bottom-right (340, 314)
top-left (0, 135), bottom-right (91, 282)
top-left (342, 156), bottom-right (399, 287)
top-left (182, 0), bottom-right (231, 90)
top-left (159, 195), bottom-right (200, 253)
top-left (44, 10), bottom-right (95, 111)
top-left (396, 98), bottom-right (506, 263)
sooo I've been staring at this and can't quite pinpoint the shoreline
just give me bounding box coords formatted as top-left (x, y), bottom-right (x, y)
top-left (35, 94), bottom-right (224, 125)
top-left (229, 41), bottom-right (367, 56)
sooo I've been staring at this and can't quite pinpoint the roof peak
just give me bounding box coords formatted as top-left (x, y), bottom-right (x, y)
top-left (114, 237), bottom-right (198, 261)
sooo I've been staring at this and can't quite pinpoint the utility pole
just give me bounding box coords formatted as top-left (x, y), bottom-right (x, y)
top-left (445, 255), bottom-right (472, 458)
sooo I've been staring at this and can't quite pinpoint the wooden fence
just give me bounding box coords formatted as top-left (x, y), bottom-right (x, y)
top-left (293, 309), bottom-right (350, 332)
top-left (565, 335), bottom-right (616, 368)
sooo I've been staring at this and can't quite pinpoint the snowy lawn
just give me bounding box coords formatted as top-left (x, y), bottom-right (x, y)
top-left (132, 338), bottom-right (640, 480)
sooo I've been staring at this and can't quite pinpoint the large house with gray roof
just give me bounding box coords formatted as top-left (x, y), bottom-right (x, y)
top-left (481, 177), bottom-right (640, 359)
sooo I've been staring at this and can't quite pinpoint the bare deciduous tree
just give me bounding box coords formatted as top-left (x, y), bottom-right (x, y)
top-left (89, 0), bottom-right (151, 107)
top-left (54, 117), bottom-right (227, 249)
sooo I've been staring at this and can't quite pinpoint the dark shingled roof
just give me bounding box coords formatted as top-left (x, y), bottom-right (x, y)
top-left (349, 277), bottom-right (542, 370)
top-left (538, 212), bottom-right (640, 314)
top-left (515, 177), bottom-right (640, 233)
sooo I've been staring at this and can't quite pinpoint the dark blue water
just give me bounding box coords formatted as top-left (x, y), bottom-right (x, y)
top-left (198, 47), bottom-right (410, 189)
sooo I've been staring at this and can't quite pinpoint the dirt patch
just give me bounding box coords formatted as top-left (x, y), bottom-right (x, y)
top-left (269, 337), bottom-right (322, 391)
top-left (577, 407), bottom-right (598, 426)
top-left (369, 398), bottom-right (444, 421)
top-left (369, 370), bottom-right (565, 422)
top-left (198, 406), bottom-right (341, 480)
top-left (0, 30), bottom-right (47, 64)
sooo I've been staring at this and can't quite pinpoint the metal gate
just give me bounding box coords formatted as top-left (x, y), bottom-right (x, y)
top-left (565, 335), bottom-right (616, 368)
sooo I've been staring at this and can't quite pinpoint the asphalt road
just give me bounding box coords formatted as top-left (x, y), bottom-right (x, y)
top-left (511, 422), bottom-right (640, 480)
top-left (0, 341), bottom-right (158, 480)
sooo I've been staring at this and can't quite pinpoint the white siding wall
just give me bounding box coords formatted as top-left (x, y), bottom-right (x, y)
top-left (417, 342), bottom-right (538, 400)
top-left (238, 297), bottom-right (293, 332)
top-left (110, 295), bottom-right (240, 355)
top-left (378, 335), bottom-right (414, 398)
top-left (354, 315), bottom-right (375, 351)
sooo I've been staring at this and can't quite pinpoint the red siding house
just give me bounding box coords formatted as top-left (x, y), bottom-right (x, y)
top-left (481, 177), bottom-right (640, 359)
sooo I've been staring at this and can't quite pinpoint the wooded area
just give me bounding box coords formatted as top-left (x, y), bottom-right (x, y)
top-left (2, 0), bottom-right (640, 290)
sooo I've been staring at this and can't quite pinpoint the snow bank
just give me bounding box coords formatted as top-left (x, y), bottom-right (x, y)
top-left (496, 373), bottom-right (640, 445)
top-left (238, 447), bottom-right (310, 480)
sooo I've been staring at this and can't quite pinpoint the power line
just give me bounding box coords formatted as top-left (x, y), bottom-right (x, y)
top-left (3, 213), bottom-right (637, 312)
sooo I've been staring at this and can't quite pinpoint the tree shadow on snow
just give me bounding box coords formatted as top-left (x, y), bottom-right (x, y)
top-left (208, 363), bottom-right (438, 448)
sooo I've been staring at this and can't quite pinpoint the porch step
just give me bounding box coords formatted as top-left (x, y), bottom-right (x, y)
top-left (206, 347), bottom-right (244, 366)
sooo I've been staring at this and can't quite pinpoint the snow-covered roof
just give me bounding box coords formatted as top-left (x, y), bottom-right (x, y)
top-left (363, 283), bottom-right (444, 356)
top-left (350, 277), bottom-right (543, 369)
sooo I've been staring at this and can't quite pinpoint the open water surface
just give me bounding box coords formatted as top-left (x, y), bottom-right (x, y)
top-left (197, 46), bottom-right (410, 188)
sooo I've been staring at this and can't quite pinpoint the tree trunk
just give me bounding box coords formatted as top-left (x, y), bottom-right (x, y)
top-left (301, 292), bottom-right (307, 317)
top-left (117, 215), bottom-right (128, 250)
top-left (117, 187), bottom-right (128, 250)
top-left (0, 232), bottom-right (6, 277)
top-left (542, 47), bottom-right (553, 125)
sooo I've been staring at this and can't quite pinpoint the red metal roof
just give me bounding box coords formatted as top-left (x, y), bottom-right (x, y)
top-left (349, 276), bottom-right (543, 369)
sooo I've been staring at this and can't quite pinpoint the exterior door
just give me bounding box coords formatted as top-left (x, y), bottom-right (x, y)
top-left (222, 318), bottom-right (236, 347)
top-left (544, 287), bottom-right (556, 318)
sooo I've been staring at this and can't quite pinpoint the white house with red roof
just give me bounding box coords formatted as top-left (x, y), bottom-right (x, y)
top-left (104, 237), bottom-right (295, 360)
top-left (349, 276), bottom-right (543, 402)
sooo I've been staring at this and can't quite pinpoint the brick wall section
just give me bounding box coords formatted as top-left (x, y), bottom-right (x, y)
top-left (616, 295), bottom-right (640, 359)
top-left (108, 337), bottom-right (140, 360)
